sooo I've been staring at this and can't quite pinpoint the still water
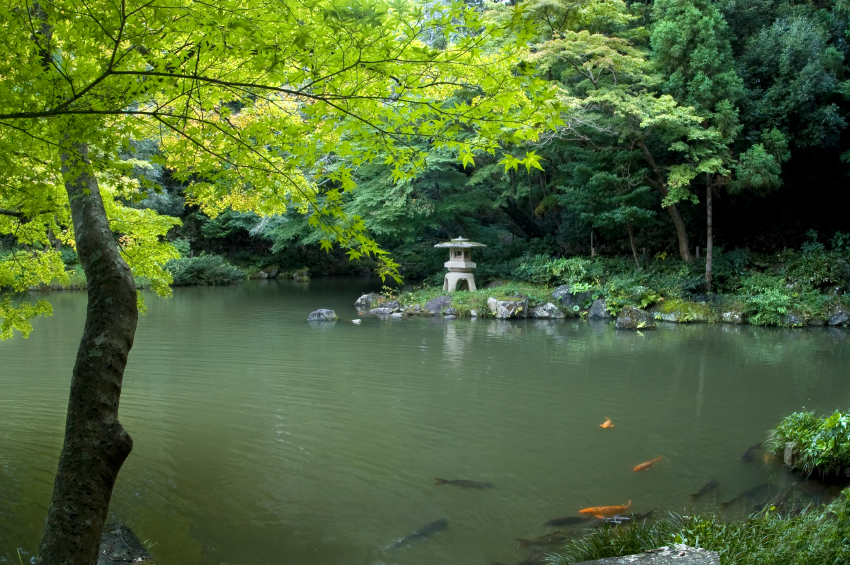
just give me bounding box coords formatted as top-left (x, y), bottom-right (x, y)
top-left (2, 279), bottom-right (850, 565)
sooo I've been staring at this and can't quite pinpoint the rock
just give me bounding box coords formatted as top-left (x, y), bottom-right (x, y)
top-left (531, 302), bottom-right (565, 319)
top-left (444, 315), bottom-right (457, 320)
top-left (721, 309), bottom-right (745, 324)
top-left (784, 442), bottom-right (795, 466)
top-left (292, 268), bottom-right (310, 282)
top-left (98, 523), bottom-right (155, 565)
top-left (588, 298), bottom-right (611, 319)
top-left (487, 296), bottom-right (528, 319)
top-left (444, 307), bottom-right (459, 316)
top-left (828, 306), bottom-right (850, 327)
top-left (307, 309), bottom-right (338, 321)
top-left (354, 293), bottom-right (384, 310)
top-left (651, 299), bottom-right (711, 323)
top-left (382, 300), bottom-right (400, 310)
top-left (352, 319), bottom-right (362, 324)
top-left (616, 306), bottom-right (656, 330)
top-left (424, 295), bottom-right (453, 314)
top-left (390, 312), bottom-right (403, 319)
top-left (551, 285), bottom-right (593, 313)
top-left (781, 312), bottom-right (805, 327)
top-left (485, 280), bottom-right (506, 288)
top-left (470, 309), bottom-right (479, 317)
top-left (809, 316), bottom-right (825, 326)
top-left (574, 544), bottom-right (718, 565)
top-left (261, 264), bottom-right (281, 279)
top-left (370, 307), bottom-right (394, 315)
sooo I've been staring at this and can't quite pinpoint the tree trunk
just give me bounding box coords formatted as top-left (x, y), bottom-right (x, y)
top-left (590, 230), bottom-right (595, 257)
top-left (636, 140), bottom-right (693, 263)
top-left (627, 221), bottom-right (640, 268)
top-left (705, 173), bottom-right (713, 294)
top-left (36, 141), bottom-right (137, 565)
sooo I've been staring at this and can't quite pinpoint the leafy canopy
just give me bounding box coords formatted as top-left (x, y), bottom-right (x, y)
top-left (0, 0), bottom-right (562, 337)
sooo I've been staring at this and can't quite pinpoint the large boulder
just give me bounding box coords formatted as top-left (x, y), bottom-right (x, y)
top-left (424, 295), bottom-right (453, 314)
top-left (382, 300), bottom-right (400, 310)
top-left (487, 296), bottom-right (528, 319)
top-left (616, 306), bottom-right (656, 330)
top-left (292, 268), bottom-right (310, 282)
top-left (781, 311), bottom-right (805, 327)
top-left (531, 302), bottom-right (565, 319)
top-left (307, 309), bottom-right (338, 321)
top-left (354, 292), bottom-right (384, 310)
top-left (369, 307), bottom-right (394, 315)
top-left (551, 285), bottom-right (593, 313)
top-left (828, 305), bottom-right (850, 327)
top-left (260, 264), bottom-right (281, 279)
top-left (651, 299), bottom-right (711, 323)
top-left (588, 298), bottom-right (611, 319)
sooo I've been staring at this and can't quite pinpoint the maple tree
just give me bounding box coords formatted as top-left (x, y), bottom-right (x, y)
top-left (0, 1), bottom-right (559, 563)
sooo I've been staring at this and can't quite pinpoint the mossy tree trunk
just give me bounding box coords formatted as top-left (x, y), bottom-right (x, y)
top-left (36, 141), bottom-right (137, 565)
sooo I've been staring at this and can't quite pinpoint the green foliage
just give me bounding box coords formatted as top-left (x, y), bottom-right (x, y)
top-left (552, 490), bottom-right (850, 565)
top-left (165, 255), bottom-right (244, 286)
top-left (767, 410), bottom-right (850, 476)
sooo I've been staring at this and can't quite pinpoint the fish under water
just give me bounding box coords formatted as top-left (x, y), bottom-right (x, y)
top-left (600, 417), bottom-right (615, 428)
top-left (633, 457), bottom-right (663, 471)
top-left (578, 501), bottom-right (631, 518)
top-left (387, 519), bottom-right (448, 549)
top-left (515, 530), bottom-right (569, 548)
top-left (435, 478), bottom-right (494, 489)
top-left (719, 483), bottom-right (769, 509)
top-left (543, 516), bottom-right (586, 527)
top-left (741, 443), bottom-right (762, 462)
top-left (690, 479), bottom-right (720, 501)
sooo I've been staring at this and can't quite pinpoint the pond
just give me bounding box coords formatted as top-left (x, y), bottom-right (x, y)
top-left (2, 279), bottom-right (849, 565)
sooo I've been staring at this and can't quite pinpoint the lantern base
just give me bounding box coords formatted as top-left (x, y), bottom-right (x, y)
top-left (444, 272), bottom-right (477, 292)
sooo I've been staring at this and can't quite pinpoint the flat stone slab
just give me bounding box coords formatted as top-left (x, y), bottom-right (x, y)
top-left (574, 545), bottom-right (718, 565)
top-left (98, 523), bottom-right (155, 564)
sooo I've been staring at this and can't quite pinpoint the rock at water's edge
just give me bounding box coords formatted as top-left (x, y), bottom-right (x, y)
top-left (588, 299), bottom-right (611, 319)
top-left (355, 293), bottom-right (384, 310)
top-left (99, 523), bottom-right (155, 565)
top-left (551, 285), bottom-right (593, 312)
top-left (616, 306), bottom-right (656, 330)
top-left (721, 309), bottom-right (745, 324)
top-left (651, 299), bottom-right (711, 323)
top-left (307, 309), bottom-right (338, 321)
top-left (531, 302), bottom-right (566, 318)
top-left (424, 295), bottom-right (453, 314)
top-left (573, 544), bottom-right (718, 565)
top-left (829, 306), bottom-right (849, 327)
top-left (370, 307), bottom-right (394, 315)
top-left (487, 296), bottom-right (528, 319)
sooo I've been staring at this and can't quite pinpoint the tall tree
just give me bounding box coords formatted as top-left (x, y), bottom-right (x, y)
top-left (0, 1), bottom-right (558, 563)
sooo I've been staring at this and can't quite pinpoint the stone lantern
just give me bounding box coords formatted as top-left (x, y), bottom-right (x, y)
top-left (434, 237), bottom-right (486, 291)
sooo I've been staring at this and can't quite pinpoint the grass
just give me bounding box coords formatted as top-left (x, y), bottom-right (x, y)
top-left (765, 410), bottom-right (850, 477)
top-left (549, 490), bottom-right (850, 565)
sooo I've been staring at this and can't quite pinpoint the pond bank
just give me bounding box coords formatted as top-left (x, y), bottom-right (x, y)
top-left (352, 281), bottom-right (850, 329)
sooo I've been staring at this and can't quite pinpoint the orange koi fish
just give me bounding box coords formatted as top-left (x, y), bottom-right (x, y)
top-left (578, 501), bottom-right (631, 519)
top-left (600, 418), bottom-right (615, 428)
top-left (633, 457), bottom-right (663, 471)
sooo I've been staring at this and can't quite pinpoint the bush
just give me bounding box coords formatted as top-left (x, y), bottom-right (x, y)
top-left (766, 410), bottom-right (850, 476)
top-left (165, 254), bottom-right (244, 286)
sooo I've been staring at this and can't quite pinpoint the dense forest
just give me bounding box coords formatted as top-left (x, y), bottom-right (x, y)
top-left (117, 0), bottom-right (850, 290)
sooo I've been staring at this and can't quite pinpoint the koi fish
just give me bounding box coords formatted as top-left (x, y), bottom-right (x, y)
top-left (741, 443), bottom-right (761, 462)
top-left (578, 501), bottom-right (631, 519)
top-left (387, 519), bottom-right (448, 549)
top-left (600, 418), bottom-right (615, 428)
top-left (543, 516), bottom-right (586, 527)
top-left (516, 531), bottom-right (568, 548)
top-left (719, 484), bottom-right (768, 509)
top-left (689, 479), bottom-right (719, 501)
top-left (633, 457), bottom-right (663, 471)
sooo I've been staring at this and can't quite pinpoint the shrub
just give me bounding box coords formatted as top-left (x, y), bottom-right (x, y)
top-left (165, 254), bottom-right (244, 286)
top-left (766, 410), bottom-right (850, 476)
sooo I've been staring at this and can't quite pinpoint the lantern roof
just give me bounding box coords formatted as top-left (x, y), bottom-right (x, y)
top-left (434, 237), bottom-right (487, 249)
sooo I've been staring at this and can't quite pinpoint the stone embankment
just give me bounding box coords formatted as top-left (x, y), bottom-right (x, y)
top-left (574, 545), bottom-right (719, 565)
top-left (347, 284), bottom-right (850, 329)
